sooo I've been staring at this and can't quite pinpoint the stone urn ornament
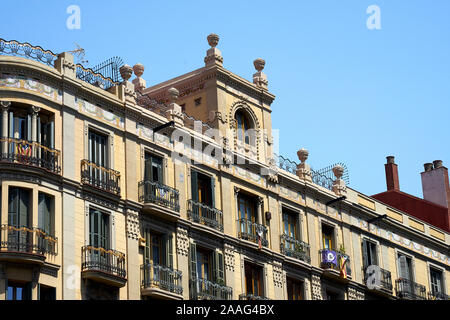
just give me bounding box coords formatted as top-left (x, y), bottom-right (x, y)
top-left (119, 64), bottom-right (133, 82)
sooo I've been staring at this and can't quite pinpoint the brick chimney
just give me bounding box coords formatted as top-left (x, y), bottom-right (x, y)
top-left (385, 156), bottom-right (400, 191)
top-left (421, 160), bottom-right (450, 209)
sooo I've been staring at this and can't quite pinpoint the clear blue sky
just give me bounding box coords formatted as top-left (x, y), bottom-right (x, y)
top-left (1, 1), bottom-right (449, 198)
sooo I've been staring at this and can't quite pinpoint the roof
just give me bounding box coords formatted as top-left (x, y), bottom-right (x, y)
top-left (372, 189), bottom-right (450, 232)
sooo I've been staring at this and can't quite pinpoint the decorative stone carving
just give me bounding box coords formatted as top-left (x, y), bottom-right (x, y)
top-left (234, 186), bottom-right (240, 194)
top-left (204, 33), bottom-right (223, 67)
top-left (224, 243), bottom-right (236, 272)
top-left (266, 157), bottom-right (279, 183)
top-left (332, 164), bottom-right (347, 196)
top-left (119, 64), bottom-right (133, 82)
top-left (348, 286), bottom-right (364, 300)
top-left (176, 227), bottom-right (189, 257)
top-left (252, 58), bottom-right (268, 89)
top-left (166, 87), bottom-right (184, 126)
top-left (132, 63), bottom-right (146, 92)
top-left (272, 261), bottom-right (283, 288)
top-left (0, 101), bottom-right (11, 110)
top-left (296, 148), bottom-right (312, 181)
top-left (31, 105), bottom-right (41, 114)
top-left (126, 210), bottom-right (140, 240)
top-left (311, 273), bottom-right (323, 300)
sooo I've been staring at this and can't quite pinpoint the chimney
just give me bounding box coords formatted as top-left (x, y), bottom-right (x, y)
top-left (421, 160), bottom-right (450, 209)
top-left (385, 156), bottom-right (400, 191)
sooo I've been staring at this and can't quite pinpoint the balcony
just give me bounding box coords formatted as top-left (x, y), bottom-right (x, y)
top-left (190, 277), bottom-right (232, 300)
top-left (363, 265), bottom-right (393, 293)
top-left (237, 219), bottom-right (268, 248)
top-left (138, 180), bottom-right (180, 216)
top-left (280, 234), bottom-right (310, 263)
top-left (141, 262), bottom-right (183, 300)
top-left (395, 278), bottom-right (426, 300)
top-left (428, 291), bottom-right (449, 300)
top-left (0, 224), bottom-right (57, 265)
top-left (0, 138), bottom-right (61, 174)
top-left (187, 200), bottom-right (223, 232)
top-left (239, 293), bottom-right (270, 300)
top-left (81, 160), bottom-right (121, 196)
top-left (319, 249), bottom-right (352, 279)
top-left (81, 245), bottom-right (127, 287)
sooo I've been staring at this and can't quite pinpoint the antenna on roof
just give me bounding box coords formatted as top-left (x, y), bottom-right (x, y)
top-left (68, 43), bottom-right (88, 64)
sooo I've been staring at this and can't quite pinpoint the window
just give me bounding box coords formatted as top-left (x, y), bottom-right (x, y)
top-left (430, 268), bottom-right (444, 295)
top-left (326, 290), bottom-right (340, 300)
top-left (362, 240), bottom-right (378, 268)
top-left (244, 263), bottom-right (263, 297)
top-left (7, 282), bottom-right (31, 300)
top-left (397, 253), bottom-right (413, 282)
top-left (38, 285), bottom-right (56, 300)
top-left (89, 209), bottom-right (110, 250)
top-left (282, 209), bottom-right (298, 239)
top-left (38, 193), bottom-right (54, 236)
top-left (191, 170), bottom-right (215, 207)
top-left (8, 187), bottom-right (30, 227)
top-left (88, 130), bottom-right (108, 168)
top-left (194, 98), bottom-right (202, 106)
top-left (143, 229), bottom-right (173, 268)
top-left (234, 110), bottom-right (253, 145)
top-left (238, 193), bottom-right (257, 222)
top-left (322, 224), bottom-right (334, 250)
top-left (189, 243), bottom-right (224, 283)
top-left (38, 113), bottom-right (55, 149)
top-left (144, 153), bottom-right (163, 183)
top-left (287, 278), bottom-right (304, 300)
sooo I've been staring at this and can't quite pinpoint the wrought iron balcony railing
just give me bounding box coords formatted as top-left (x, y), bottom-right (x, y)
top-left (280, 234), bottom-right (310, 263)
top-left (237, 219), bottom-right (268, 247)
top-left (319, 249), bottom-right (352, 277)
top-left (0, 224), bottom-right (57, 256)
top-left (141, 262), bottom-right (183, 295)
top-left (0, 38), bottom-right (58, 66)
top-left (0, 138), bottom-right (61, 174)
top-left (428, 291), bottom-right (449, 300)
top-left (138, 180), bottom-right (180, 212)
top-left (81, 159), bottom-right (121, 196)
top-left (239, 293), bottom-right (270, 300)
top-left (190, 277), bottom-right (232, 300)
top-left (395, 278), bottom-right (426, 300)
top-left (187, 200), bottom-right (223, 231)
top-left (81, 245), bottom-right (126, 279)
top-left (363, 265), bottom-right (393, 292)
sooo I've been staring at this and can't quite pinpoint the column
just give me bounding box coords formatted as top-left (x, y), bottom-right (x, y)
top-left (176, 226), bottom-right (190, 300)
top-left (257, 196), bottom-right (263, 224)
top-left (30, 106), bottom-right (40, 158)
top-left (0, 101), bottom-right (10, 155)
top-left (125, 210), bottom-right (141, 300)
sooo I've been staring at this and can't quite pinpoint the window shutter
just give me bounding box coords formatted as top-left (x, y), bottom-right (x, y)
top-left (362, 240), bottom-right (369, 269)
top-left (191, 170), bottom-right (198, 202)
top-left (370, 242), bottom-right (378, 266)
top-left (144, 229), bottom-right (151, 264)
top-left (210, 177), bottom-right (215, 208)
top-left (8, 112), bottom-right (13, 138)
top-left (8, 188), bottom-right (18, 226)
top-left (215, 251), bottom-right (224, 283)
top-left (167, 234), bottom-right (173, 269)
top-left (48, 122), bottom-right (54, 149)
top-left (144, 157), bottom-right (152, 181)
top-left (161, 235), bottom-right (167, 267)
top-left (36, 117), bottom-right (41, 144)
top-left (189, 243), bottom-right (197, 279)
top-left (398, 255), bottom-right (409, 280)
top-left (19, 189), bottom-right (29, 227)
top-left (26, 114), bottom-right (31, 141)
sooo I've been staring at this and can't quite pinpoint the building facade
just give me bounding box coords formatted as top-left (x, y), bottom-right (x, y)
top-left (0, 35), bottom-right (448, 300)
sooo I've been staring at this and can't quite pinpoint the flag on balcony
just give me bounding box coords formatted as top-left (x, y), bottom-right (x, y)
top-left (339, 255), bottom-right (348, 278)
top-left (322, 250), bottom-right (337, 265)
top-left (257, 229), bottom-right (263, 250)
top-left (17, 142), bottom-right (32, 157)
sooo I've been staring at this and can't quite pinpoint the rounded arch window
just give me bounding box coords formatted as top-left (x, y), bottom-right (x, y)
top-left (234, 109), bottom-right (254, 145)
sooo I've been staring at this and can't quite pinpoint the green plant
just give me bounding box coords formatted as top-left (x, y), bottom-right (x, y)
top-left (338, 243), bottom-right (346, 254)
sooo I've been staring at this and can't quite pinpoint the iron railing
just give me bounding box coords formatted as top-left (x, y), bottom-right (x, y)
top-left (395, 278), bottom-right (427, 300)
top-left (76, 63), bottom-right (119, 90)
top-left (187, 200), bottom-right (223, 231)
top-left (319, 249), bottom-right (352, 277)
top-left (190, 277), bottom-right (232, 300)
top-left (138, 180), bottom-right (180, 212)
top-left (0, 38), bottom-right (58, 66)
top-left (81, 245), bottom-right (126, 279)
top-left (81, 159), bottom-right (121, 196)
top-left (363, 265), bottom-right (393, 292)
top-left (237, 219), bottom-right (268, 247)
top-left (0, 225), bottom-right (57, 256)
top-left (280, 234), bottom-right (311, 263)
top-left (239, 293), bottom-right (270, 300)
top-left (428, 291), bottom-right (449, 300)
top-left (0, 138), bottom-right (61, 173)
top-left (141, 262), bottom-right (183, 295)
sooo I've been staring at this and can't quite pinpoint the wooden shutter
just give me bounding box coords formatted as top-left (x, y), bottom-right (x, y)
top-left (26, 114), bottom-right (31, 141)
top-left (210, 177), bottom-right (215, 208)
top-left (8, 112), bottom-right (13, 138)
top-left (19, 189), bottom-right (29, 227)
top-left (362, 240), bottom-right (369, 269)
top-left (189, 243), bottom-right (197, 279)
top-left (48, 121), bottom-right (54, 149)
top-left (213, 251), bottom-right (224, 283)
top-left (8, 187), bottom-right (18, 226)
top-left (167, 234), bottom-right (173, 269)
top-left (36, 117), bottom-right (41, 144)
top-left (191, 170), bottom-right (198, 202)
top-left (144, 229), bottom-right (151, 264)
top-left (369, 242), bottom-right (378, 266)
top-left (144, 156), bottom-right (152, 181)
top-left (398, 255), bottom-right (409, 280)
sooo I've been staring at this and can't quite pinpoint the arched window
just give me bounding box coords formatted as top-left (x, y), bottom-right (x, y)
top-left (235, 109), bottom-right (253, 145)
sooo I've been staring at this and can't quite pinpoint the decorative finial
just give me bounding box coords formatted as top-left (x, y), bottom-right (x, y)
top-left (133, 63), bottom-right (144, 77)
top-left (297, 148), bottom-right (309, 164)
top-left (207, 33), bottom-right (220, 48)
top-left (119, 64), bottom-right (133, 82)
top-left (332, 165), bottom-right (344, 179)
top-left (332, 164), bottom-right (346, 196)
top-left (253, 58), bottom-right (265, 72)
top-left (168, 87), bottom-right (179, 103)
top-left (296, 148), bottom-right (311, 181)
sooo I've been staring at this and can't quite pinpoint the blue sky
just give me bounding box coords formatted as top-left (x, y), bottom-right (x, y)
top-left (1, 0), bottom-right (449, 198)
